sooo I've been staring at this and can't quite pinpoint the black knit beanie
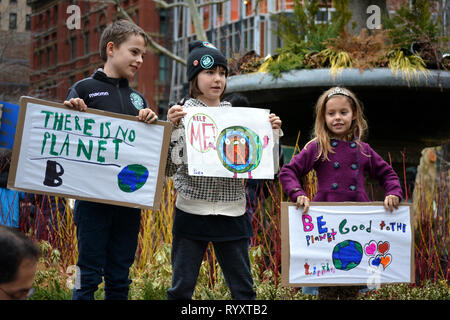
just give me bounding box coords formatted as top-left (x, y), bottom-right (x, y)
top-left (187, 40), bottom-right (228, 81)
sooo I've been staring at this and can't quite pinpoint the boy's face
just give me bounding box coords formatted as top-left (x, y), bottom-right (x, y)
top-left (105, 34), bottom-right (146, 80)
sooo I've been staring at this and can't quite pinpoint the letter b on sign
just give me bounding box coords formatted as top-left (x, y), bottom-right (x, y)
top-left (43, 160), bottom-right (64, 187)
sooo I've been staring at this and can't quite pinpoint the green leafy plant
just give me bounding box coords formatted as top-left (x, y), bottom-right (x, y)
top-left (382, 0), bottom-right (448, 69)
top-left (266, 0), bottom-right (352, 77)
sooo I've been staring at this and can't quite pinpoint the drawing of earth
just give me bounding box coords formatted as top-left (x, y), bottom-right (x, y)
top-left (117, 164), bottom-right (149, 192)
top-left (332, 240), bottom-right (363, 271)
top-left (216, 126), bottom-right (262, 174)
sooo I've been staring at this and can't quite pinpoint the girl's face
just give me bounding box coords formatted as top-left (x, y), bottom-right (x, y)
top-left (324, 95), bottom-right (356, 140)
top-left (196, 67), bottom-right (227, 106)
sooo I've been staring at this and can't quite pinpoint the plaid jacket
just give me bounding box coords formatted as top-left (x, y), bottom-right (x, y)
top-left (166, 98), bottom-right (246, 202)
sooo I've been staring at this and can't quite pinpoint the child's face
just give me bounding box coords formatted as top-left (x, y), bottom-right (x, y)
top-left (324, 95), bottom-right (356, 139)
top-left (105, 34), bottom-right (146, 79)
top-left (196, 67), bottom-right (227, 106)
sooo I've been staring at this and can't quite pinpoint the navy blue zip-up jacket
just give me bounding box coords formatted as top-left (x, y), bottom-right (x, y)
top-left (65, 69), bottom-right (149, 116)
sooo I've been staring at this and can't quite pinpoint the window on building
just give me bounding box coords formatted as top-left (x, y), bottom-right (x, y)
top-left (231, 0), bottom-right (239, 21)
top-left (26, 14), bottom-right (31, 30)
top-left (216, 3), bottom-right (223, 24)
top-left (54, 45), bottom-right (58, 65)
top-left (160, 10), bottom-right (167, 34)
top-left (159, 55), bottom-right (169, 82)
top-left (242, 17), bottom-right (254, 51)
top-left (245, 0), bottom-right (252, 17)
top-left (47, 48), bottom-right (51, 68)
top-left (10, 0), bottom-right (18, 4)
top-left (9, 12), bottom-right (17, 30)
top-left (70, 36), bottom-right (77, 59)
top-left (203, 5), bottom-right (210, 30)
top-left (84, 31), bottom-right (90, 55)
top-left (315, 7), bottom-right (335, 24)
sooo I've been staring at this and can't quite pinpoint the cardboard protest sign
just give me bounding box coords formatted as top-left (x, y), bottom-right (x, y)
top-left (184, 107), bottom-right (275, 179)
top-left (281, 202), bottom-right (414, 287)
top-left (0, 101), bottom-right (20, 150)
top-left (8, 96), bottom-right (171, 210)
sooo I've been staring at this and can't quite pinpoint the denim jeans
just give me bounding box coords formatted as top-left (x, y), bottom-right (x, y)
top-left (167, 235), bottom-right (256, 300)
top-left (72, 201), bottom-right (141, 300)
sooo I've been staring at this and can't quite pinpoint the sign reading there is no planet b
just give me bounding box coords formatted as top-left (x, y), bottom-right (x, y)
top-left (8, 96), bottom-right (171, 210)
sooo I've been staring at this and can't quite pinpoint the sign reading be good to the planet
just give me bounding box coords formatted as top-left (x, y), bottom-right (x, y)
top-left (8, 97), bottom-right (171, 210)
top-left (281, 202), bottom-right (414, 287)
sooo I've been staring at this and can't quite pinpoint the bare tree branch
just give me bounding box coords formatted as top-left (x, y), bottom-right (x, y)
top-left (110, 0), bottom-right (187, 65)
top-left (153, 0), bottom-right (188, 9)
top-left (186, 0), bottom-right (207, 41)
top-left (197, 0), bottom-right (229, 9)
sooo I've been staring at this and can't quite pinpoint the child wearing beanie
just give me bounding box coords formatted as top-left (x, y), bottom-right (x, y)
top-left (165, 40), bottom-right (282, 300)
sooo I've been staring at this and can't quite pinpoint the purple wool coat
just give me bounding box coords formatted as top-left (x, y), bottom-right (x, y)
top-left (279, 139), bottom-right (403, 203)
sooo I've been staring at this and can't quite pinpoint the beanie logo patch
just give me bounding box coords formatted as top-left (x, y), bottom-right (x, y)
top-left (200, 55), bottom-right (214, 69)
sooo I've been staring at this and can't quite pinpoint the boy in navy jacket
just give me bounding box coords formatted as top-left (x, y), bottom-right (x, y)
top-left (64, 20), bottom-right (157, 300)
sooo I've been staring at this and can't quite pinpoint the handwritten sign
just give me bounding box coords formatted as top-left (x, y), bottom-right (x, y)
top-left (281, 202), bottom-right (414, 286)
top-left (8, 97), bottom-right (171, 210)
top-left (184, 107), bottom-right (275, 179)
top-left (0, 101), bottom-right (20, 150)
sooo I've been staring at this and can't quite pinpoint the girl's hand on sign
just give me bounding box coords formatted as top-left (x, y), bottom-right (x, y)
top-left (168, 104), bottom-right (187, 127)
top-left (63, 98), bottom-right (87, 112)
top-left (138, 108), bottom-right (158, 124)
top-left (384, 195), bottom-right (400, 213)
top-left (269, 113), bottom-right (282, 130)
top-left (296, 195), bottom-right (310, 214)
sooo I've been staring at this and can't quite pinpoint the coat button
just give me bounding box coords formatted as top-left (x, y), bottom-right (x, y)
top-left (351, 164), bottom-right (358, 170)
top-left (349, 185), bottom-right (357, 191)
top-left (332, 183), bottom-right (338, 190)
top-left (331, 140), bottom-right (338, 147)
top-left (350, 142), bottom-right (356, 148)
top-left (334, 162), bottom-right (340, 169)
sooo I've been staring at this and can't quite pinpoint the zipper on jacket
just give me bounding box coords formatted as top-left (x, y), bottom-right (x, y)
top-left (116, 83), bottom-right (126, 114)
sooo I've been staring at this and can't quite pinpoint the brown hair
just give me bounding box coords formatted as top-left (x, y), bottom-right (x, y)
top-left (308, 87), bottom-right (368, 161)
top-left (99, 19), bottom-right (148, 62)
top-left (188, 66), bottom-right (227, 100)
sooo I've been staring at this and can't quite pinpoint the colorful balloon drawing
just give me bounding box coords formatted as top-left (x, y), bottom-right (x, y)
top-left (364, 240), bottom-right (392, 270)
top-left (216, 126), bottom-right (267, 178)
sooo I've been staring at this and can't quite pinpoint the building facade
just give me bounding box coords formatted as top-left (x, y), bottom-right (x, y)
top-left (169, 0), bottom-right (449, 102)
top-left (0, 0), bottom-right (32, 103)
top-left (29, 0), bottom-right (172, 116)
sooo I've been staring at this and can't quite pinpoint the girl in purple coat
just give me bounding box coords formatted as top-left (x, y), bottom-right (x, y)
top-left (279, 86), bottom-right (403, 299)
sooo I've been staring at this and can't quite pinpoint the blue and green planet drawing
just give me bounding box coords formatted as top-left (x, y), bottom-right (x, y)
top-left (117, 164), bottom-right (149, 193)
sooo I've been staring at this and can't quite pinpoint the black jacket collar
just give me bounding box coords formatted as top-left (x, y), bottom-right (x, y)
top-left (92, 69), bottom-right (129, 88)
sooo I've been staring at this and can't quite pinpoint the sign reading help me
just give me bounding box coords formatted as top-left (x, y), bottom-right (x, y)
top-left (281, 202), bottom-right (414, 286)
top-left (184, 107), bottom-right (275, 179)
top-left (8, 97), bottom-right (171, 210)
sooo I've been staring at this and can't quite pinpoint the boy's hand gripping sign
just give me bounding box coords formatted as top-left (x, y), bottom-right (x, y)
top-left (8, 97), bottom-right (171, 210)
top-left (281, 202), bottom-right (414, 287)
